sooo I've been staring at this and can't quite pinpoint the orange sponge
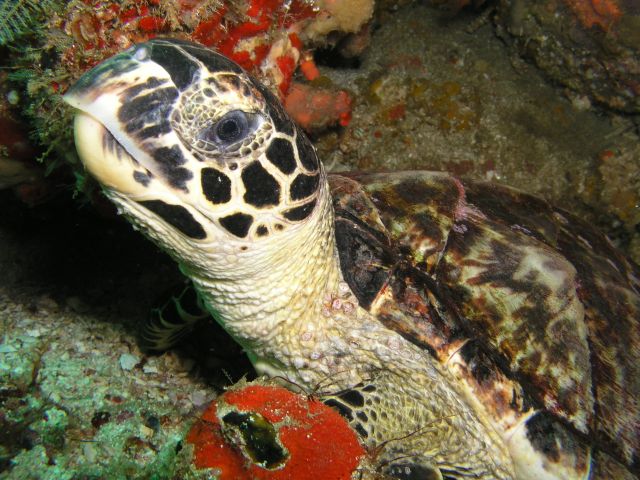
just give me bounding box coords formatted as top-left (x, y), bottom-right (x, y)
top-left (284, 82), bottom-right (353, 130)
top-left (187, 382), bottom-right (366, 480)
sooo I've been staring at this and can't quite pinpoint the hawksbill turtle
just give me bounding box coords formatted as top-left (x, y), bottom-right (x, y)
top-left (63, 39), bottom-right (639, 479)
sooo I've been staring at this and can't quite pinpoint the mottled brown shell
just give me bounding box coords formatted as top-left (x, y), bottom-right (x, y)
top-left (329, 171), bottom-right (640, 477)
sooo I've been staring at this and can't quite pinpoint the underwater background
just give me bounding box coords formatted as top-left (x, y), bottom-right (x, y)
top-left (1, 0), bottom-right (639, 478)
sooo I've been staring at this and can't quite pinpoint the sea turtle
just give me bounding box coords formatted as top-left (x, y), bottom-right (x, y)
top-left (63, 39), bottom-right (640, 479)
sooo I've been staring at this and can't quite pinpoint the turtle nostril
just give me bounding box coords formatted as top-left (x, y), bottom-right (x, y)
top-left (133, 46), bottom-right (149, 61)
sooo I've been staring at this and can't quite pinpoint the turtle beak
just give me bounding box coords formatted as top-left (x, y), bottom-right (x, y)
top-left (71, 112), bottom-right (150, 196)
top-left (63, 42), bottom-right (186, 194)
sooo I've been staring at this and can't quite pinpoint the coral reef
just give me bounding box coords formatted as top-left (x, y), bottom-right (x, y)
top-left (1, 0), bottom-right (362, 199)
top-left (494, 0), bottom-right (640, 112)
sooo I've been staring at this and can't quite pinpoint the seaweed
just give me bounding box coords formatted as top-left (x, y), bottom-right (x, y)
top-left (0, 0), bottom-right (53, 46)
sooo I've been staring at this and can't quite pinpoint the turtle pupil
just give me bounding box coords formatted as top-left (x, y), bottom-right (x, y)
top-left (215, 110), bottom-right (247, 144)
top-left (218, 118), bottom-right (239, 140)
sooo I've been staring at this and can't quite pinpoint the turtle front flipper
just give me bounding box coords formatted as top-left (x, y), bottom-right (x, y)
top-left (142, 282), bottom-right (211, 351)
top-left (322, 376), bottom-right (514, 479)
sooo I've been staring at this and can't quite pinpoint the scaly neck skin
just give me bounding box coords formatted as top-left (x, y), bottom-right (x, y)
top-left (182, 177), bottom-right (343, 373)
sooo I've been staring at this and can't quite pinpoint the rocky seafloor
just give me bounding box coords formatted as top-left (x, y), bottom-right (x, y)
top-left (1, 2), bottom-right (639, 479)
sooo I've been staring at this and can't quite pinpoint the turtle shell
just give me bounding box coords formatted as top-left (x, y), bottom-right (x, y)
top-left (329, 171), bottom-right (640, 478)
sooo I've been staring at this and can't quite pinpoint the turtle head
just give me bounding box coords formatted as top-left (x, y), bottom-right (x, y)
top-left (64, 39), bottom-right (325, 271)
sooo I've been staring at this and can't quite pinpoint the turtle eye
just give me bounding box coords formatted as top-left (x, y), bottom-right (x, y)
top-left (200, 110), bottom-right (253, 148)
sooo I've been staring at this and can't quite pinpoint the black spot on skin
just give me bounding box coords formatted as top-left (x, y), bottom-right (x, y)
top-left (290, 173), bottom-right (319, 200)
top-left (219, 212), bottom-right (253, 238)
top-left (201, 168), bottom-right (231, 204)
top-left (266, 138), bottom-right (296, 174)
top-left (354, 423), bottom-right (368, 438)
top-left (338, 390), bottom-right (365, 407)
top-left (150, 44), bottom-right (200, 90)
top-left (296, 128), bottom-right (318, 171)
top-left (356, 411), bottom-right (368, 422)
top-left (141, 124), bottom-right (173, 139)
top-left (283, 200), bottom-right (316, 221)
top-left (256, 225), bottom-right (268, 237)
top-left (119, 87), bottom-right (178, 138)
top-left (151, 145), bottom-right (192, 190)
top-left (323, 399), bottom-right (353, 421)
top-left (242, 161), bottom-right (280, 207)
top-left (138, 200), bottom-right (206, 239)
top-left (133, 171), bottom-right (151, 186)
top-left (362, 385), bottom-right (376, 392)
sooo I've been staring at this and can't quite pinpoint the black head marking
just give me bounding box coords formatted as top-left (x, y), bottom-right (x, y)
top-left (256, 225), bottom-right (268, 237)
top-left (138, 200), bottom-right (206, 239)
top-left (337, 390), bottom-right (365, 408)
top-left (354, 423), bottom-right (368, 439)
top-left (295, 128), bottom-right (319, 171)
top-left (283, 200), bottom-right (316, 221)
top-left (266, 137), bottom-right (296, 174)
top-left (220, 212), bottom-right (254, 238)
top-left (119, 87), bottom-right (178, 140)
top-left (121, 77), bottom-right (167, 101)
top-left (290, 173), bottom-right (319, 201)
top-left (152, 145), bottom-right (192, 190)
top-left (201, 168), bottom-right (231, 204)
top-left (242, 161), bottom-right (280, 207)
top-left (323, 399), bottom-right (353, 421)
top-left (149, 44), bottom-right (199, 91)
top-left (133, 171), bottom-right (151, 186)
